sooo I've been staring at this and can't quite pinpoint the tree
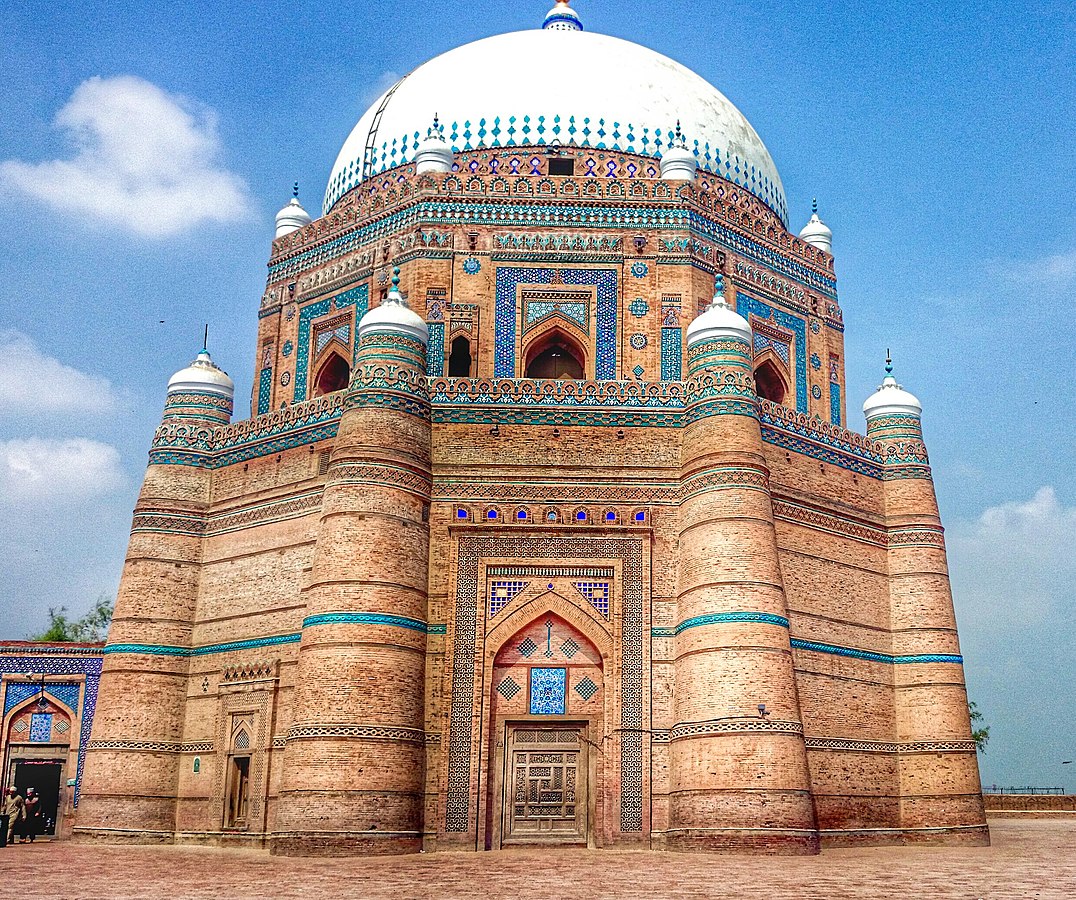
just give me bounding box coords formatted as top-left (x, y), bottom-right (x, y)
top-left (969, 700), bottom-right (990, 753)
top-left (31, 594), bottom-right (113, 642)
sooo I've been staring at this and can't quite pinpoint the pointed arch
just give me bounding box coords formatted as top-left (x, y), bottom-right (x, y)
top-left (312, 350), bottom-right (350, 396)
top-left (522, 326), bottom-right (587, 380)
top-left (486, 590), bottom-right (613, 663)
top-left (448, 335), bottom-right (473, 377)
top-left (753, 354), bottom-right (789, 405)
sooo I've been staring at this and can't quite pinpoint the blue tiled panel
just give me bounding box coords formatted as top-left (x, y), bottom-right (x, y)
top-left (427, 323), bottom-right (445, 376)
top-left (495, 267), bottom-right (617, 378)
top-left (660, 327), bottom-right (682, 381)
top-left (529, 667), bottom-right (567, 715)
top-left (830, 381), bottom-right (842, 426)
top-left (257, 368), bottom-right (272, 415)
top-left (735, 291), bottom-right (808, 412)
top-left (29, 713), bottom-right (53, 742)
top-left (3, 682), bottom-right (80, 716)
top-left (294, 284), bottom-right (369, 402)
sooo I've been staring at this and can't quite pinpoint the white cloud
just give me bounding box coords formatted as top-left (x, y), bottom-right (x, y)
top-left (0, 437), bottom-right (124, 503)
top-left (998, 247), bottom-right (1076, 291)
top-left (361, 70), bottom-right (404, 108)
top-left (0, 75), bottom-right (252, 237)
top-left (948, 487), bottom-right (1076, 628)
top-left (0, 331), bottom-right (120, 416)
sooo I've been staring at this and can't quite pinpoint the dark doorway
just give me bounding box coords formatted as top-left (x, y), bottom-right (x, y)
top-left (448, 336), bottom-right (472, 376)
top-left (13, 760), bottom-right (63, 836)
top-left (313, 353), bottom-right (350, 396)
top-left (754, 360), bottom-right (787, 404)
top-left (525, 343), bottom-right (584, 380)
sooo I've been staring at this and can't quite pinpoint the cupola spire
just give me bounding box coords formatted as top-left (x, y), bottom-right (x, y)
top-left (275, 182), bottom-right (312, 238)
top-left (799, 198), bottom-right (833, 254)
top-left (862, 351), bottom-right (922, 421)
top-left (543, 0), bottom-right (583, 31)
top-left (660, 119), bottom-right (698, 181)
top-left (415, 113), bottom-right (454, 174)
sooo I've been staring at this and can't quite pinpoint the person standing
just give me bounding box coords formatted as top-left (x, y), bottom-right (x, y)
top-left (2, 787), bottom-right (25, 846)
top-left (22, 788), bottom-right (41, 843)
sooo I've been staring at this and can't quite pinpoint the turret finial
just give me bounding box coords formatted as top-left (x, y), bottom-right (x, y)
top-left (293, 181), bottom-right (300, 199)
top-left (885, 348), bottom-right (893, 376)
top-left (543, 0), bottom-right (582, 31)
top-left (392, 266), bottom-right (401, 290)
top-left (203, 323), bottom-right (209, 352)
top-left (812, 197), bottom-right (818, 215)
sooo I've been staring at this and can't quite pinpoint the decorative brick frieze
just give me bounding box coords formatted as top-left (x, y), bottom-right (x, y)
top-left (670, 718), bottom-right (804, 741)
top-left (286, 724), bottom-right (426, 745)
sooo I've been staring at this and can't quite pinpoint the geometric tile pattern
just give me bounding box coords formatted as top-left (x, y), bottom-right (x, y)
top-left (445, 536), bottom-right (645, 834)
top-left (497, 677), bottom-right (521, 700)
top-left (574, 676), bottom-right (599, 701)
top-left (529, 667), bottom-right (567, 715)
top-left (660, 327), bottom-right (682, 381)
top-left (572, 581), bottom-right (610, 618)
top-left (427, 322), bottom-right (446, 377)
top-left (560, 639), bottom-right (580, 659)
top-left (257, 367), bottom-right (272, 415)
top-left (495, 267), bottom-right (618, 379)
top-left (735, 291), bottom-right (808, 412)
top-left (490, 580), bottom-right (530, 617)
top-left (3, 682), bottom-right (80, 716)
top-left (517, 637), bottom-right (538, 658)
top-left (830, 380), bottom-right (842, 427)
top-left (293, 283), bottom-right (369, 402)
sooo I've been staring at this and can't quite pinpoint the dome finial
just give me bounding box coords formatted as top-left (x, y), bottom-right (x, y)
top-left (543, 0), bottom-right (583, 31)
top-left (416, 113), bottom-right (453, 174)
top-left (812, 197), bottom-right (818, 215)
top-left (799, 199), bottom-right (833, 254)
top-left (293, 181), bottom-right (299, 199)
top-left (275, 184), bottom-right (312, 238)
top-left (660, 120), bottom-right (696, 180)
top-left (203, 323), bottom-right (209, 353)
top-left (885, 348), bottom-right (893, 376)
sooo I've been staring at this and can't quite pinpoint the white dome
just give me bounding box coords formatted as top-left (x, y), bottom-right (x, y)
top-left (798, 200), bottom-right (832, 253)
top-left (863, 372), bottom-right (922, 420)
top-left (357, 270), bottom-right (430, 345)
top-left (275, 191), bottom-right (312, 238)
top-left (686, 277), bottom-right (752, 347)
top-left (325, 25), bottom-right (786, 223)
top-left (167, 350), bottom-right (235, 399)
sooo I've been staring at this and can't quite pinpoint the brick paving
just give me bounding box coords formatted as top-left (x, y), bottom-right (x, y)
top-left (1, 818), bottom-right (1073, 899)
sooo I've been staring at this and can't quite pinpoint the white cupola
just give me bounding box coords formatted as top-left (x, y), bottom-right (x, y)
top-left (275, 183), bottom-right (313, 238)
top-left (415, 115), bottom-right (454, 175)
top-left (686, 274), bottom-right (752, 347)
top-left (543, 0), bottom-right (582, 31)
top-left (167, 348), bottom-right (235, 400)
top-left (798, 199), bottom-right (833, 254)
top-left (659, 121), bottom-right (698, 181)
top-left (862, 356), bottom-right (922, 420)
top-left (357, 267), bottom-right (430, 345)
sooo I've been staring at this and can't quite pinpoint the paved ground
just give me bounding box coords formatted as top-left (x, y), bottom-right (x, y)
top-left (1, 818), bottom-right (1072, 899)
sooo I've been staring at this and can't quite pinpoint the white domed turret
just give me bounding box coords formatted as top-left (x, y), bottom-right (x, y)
top-left (863, 356), bottom-right (922, 420)
top-left (357, 267), bottom-right (430, 344)
top-left (660, 121), bottom-right (697, 181)
top-left (415, 115), bottom-right (454, 175)
top-left (167, 348), bottom-right (235, 400)
top-left (275, 183), bottom-right (312, 238)
top-left (686, 274), bottom-right (752, 347)
top-left (799, 199), bottom-right (833, 254)
top-left (543, 0), bottom-right (582, 31)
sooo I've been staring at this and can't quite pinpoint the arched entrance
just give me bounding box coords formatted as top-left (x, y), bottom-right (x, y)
top-left (754, 358), bottom-right (789, 404)
top-left (523, 329), bottom-right (586, 380)
top-left (312, 352), bottom-right (350, 396)
top-left (484, 612), bottom-right (605, 848)
top-left (4, 696), bottom-right (74, 837)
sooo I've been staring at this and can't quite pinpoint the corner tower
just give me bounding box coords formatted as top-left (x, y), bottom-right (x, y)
top-left (272, 269), bottom-right (433, 856)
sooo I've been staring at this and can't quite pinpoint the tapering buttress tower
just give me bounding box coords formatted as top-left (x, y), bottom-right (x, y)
top-left (273, 272), bottom-right (432, 855)
top-left (670, 280), bottom-right (817, 852)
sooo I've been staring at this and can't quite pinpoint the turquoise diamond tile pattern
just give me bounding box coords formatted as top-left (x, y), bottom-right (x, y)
top-left (529, 667), bottom-right (567, 715)
top-left (497, 676), bottom-right (521, 700)
top-left (575, 676), bottom-right (599, 701)
top-left (518, 637), bottom-right (538, 657)
top-left (525, 299), bottom-right (588, 332)
top-left (257, 368), bottom-right (272, 415)
top-left (561, 638), bottom-right (580, 658)
top-left (830, 381), bottom-right (842, 426)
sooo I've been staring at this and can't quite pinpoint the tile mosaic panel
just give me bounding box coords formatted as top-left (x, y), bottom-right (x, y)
top-left (529, 667), bottom-right (567, 715)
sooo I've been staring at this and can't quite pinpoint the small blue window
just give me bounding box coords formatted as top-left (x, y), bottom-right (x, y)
top-left (634, 511), bottom-right (646, 522)
top-left (487, 509), bottom-right (499, 520)
top-left (517, 510), bottom-right (528, 520)
top-left (456, 508), bottom-right (469, 519)
top-left (576, 510), bottom-right (587, 521)
top-left (605, 511), bottom-right (617, 522)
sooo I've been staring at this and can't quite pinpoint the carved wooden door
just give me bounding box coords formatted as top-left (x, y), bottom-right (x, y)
top-left (505, 727), bottom-right (586, 844)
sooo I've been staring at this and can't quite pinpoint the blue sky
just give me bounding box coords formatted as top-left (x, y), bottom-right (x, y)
top-left (1, 1), bottom-right (1073, 790)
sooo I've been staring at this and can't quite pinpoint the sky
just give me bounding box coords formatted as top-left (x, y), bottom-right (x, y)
top-left (0, 0), bottom-right (1073, 791)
